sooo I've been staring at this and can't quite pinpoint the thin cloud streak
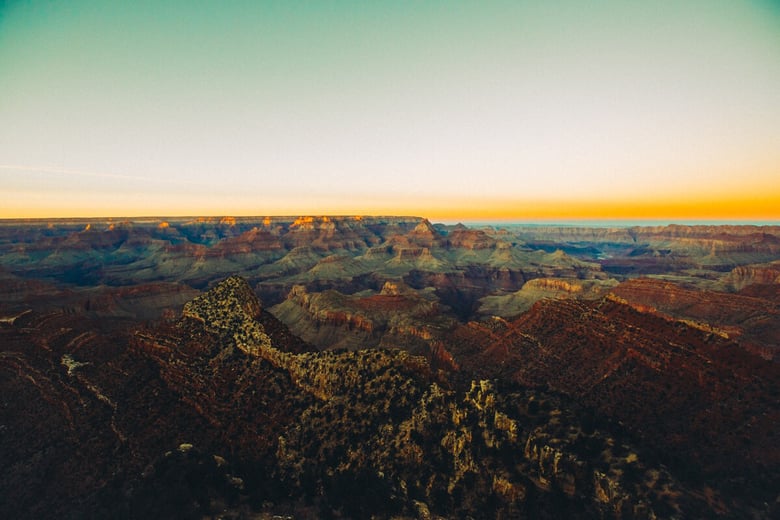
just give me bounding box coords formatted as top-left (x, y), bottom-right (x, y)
top-left (0, 164), bottom-right (207, 186)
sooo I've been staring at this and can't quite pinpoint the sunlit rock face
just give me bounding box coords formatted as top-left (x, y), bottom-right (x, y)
top-left (205, 227), bottom-right (284, 258)
top-left (446, 224), bottom-right (497, 250)
top-left (723, 263), bottom-right (780, 291)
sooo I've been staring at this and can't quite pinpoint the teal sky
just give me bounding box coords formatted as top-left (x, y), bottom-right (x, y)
top-left (1, 1), bottom-right (779, 219)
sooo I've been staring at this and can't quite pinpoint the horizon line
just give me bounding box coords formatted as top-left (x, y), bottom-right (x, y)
top-left (1, 214), bottom-right (779, 228)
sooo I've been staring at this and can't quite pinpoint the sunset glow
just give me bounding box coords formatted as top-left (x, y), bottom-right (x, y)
top-left (1, 1), bottom-right (779, 221)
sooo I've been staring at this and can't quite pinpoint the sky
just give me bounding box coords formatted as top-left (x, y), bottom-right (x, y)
top-left (1, 0), bottom-right (779, 221)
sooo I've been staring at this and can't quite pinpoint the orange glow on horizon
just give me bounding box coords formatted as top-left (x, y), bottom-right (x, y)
top-left (416, 196), bottom-right (780, 223)
top-left (3, 171), bottom-right (779, 222)
top-left (2, 191), bottom-right (779, 222)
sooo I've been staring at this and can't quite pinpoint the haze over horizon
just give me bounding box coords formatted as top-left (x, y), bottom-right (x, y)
top-left (1, 1), bottom-right (779, 221)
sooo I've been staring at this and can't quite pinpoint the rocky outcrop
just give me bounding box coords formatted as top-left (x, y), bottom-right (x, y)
top-left (182, 276), bottom-right (271, 356)
top-left (405, 218), bottom-right (444, 248)
top-left (389, 247), bottom-right (448, 270)
top-left (270, 284), bottom-right (454, 355)
top-left (205, 227), bottom-right (283, 257)
top-left (446, 224), bottom-right (497, 250)
top-left (524, 277), bottom-right (584, 293)
top-left (283, 216), bottom-right (377, 251)
top-left (273, 286), bottom-right (376, 338)
top-left (478, 278), bottom-right (618, 318)
top-left (722, 263), bottom-right (780, 291)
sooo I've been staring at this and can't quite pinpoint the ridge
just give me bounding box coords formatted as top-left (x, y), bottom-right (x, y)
top-left (181, 275), bottom-right (271, 355)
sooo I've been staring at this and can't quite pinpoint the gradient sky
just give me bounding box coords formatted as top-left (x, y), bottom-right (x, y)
top-left (1, 0), bottom-right (779, 220)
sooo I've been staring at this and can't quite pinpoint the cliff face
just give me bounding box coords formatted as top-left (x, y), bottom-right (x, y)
top-left (270, 283), bottom-right (456, 360)
top-left (509, 224), bottom-right (780, 274)
top-left (281, 216), bottom-right (385, 251)
top-left (511, 224), bottom-right (780, 244)
top-left (478, 277), bottom-right (618, 318)
top-left (205, 227), bottom-right (284, 257)
top-left (723, 262), bottom-right (780, 291)
top-left (610, 277), bottom-right (780, 359)
top-left (446, 225), bottom-right (497, 250)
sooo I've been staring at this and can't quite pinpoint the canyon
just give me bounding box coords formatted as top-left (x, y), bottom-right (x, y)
top-left (1, 216), bottom-right (779, 518)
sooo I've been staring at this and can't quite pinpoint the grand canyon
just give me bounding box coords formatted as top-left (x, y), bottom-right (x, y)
top-left (5, 0), bottom-right (780, 517)
top-left (0, 216), bottom-right (778, 519)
